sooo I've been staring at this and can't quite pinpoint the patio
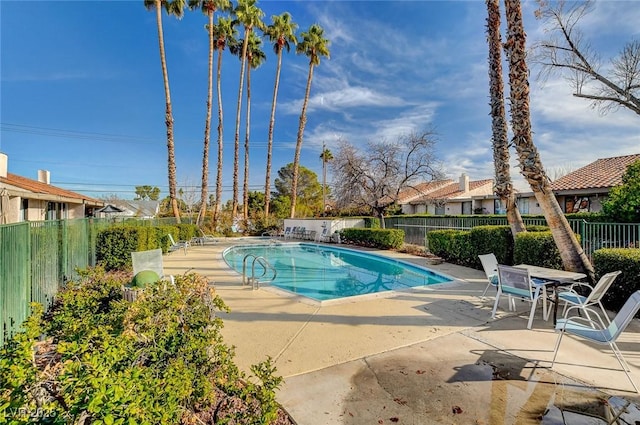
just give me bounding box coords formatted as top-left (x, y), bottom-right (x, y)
top-left (162, 238), bottom-right (640, 424)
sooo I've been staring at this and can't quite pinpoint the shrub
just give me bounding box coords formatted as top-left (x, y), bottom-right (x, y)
top-left (340, 228), bottom-right (404, 249)
top-left (513, 231), bottom-right (564, 269)
top-left (427, 230), bottom-right (475, 266)
top-left (469, 225), bottom-right (513, 267)
top-left (0, 267), bottom-right (284, 424)
top-left (593, 248), bottom-right (640, 312)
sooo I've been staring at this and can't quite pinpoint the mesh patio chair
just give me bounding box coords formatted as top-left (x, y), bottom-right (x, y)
top-left (552, 290), bottom-right (640, 393)
top-left (492, 264), bottom-right (550, 329)
top-left (557, 270), bottom-right (621, 326)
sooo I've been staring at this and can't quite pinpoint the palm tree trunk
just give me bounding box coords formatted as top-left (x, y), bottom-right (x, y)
top-left (213, 44), bottom-right (224, 230)
top-left (504, 0), bottom-right (594, 281)
top-left (264, 49), bottom-right (283, 219)
top-left (233, 30), bottom-right (251, 220)
top-left (486, 0), bottom-right (525, 238)
top-left (243, 64), bottom-right (252, 226)
top-left (197, 10), bottom-right (215, 227)
top-left (291, 63), bottom-right (314, 218)
top-left (155, 0), bottom-right (180, 222)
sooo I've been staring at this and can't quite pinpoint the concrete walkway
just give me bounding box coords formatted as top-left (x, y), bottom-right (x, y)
top-left (163, 238), bottom-right (640, 424)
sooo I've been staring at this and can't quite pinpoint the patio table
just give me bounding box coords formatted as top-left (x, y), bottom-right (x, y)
top-left (514, 264), bottom-right (587, 325)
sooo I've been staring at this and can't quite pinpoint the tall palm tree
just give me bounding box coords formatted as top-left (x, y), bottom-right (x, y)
top-left (241, 32), bottom-right (266, 224)
top-left (290, 24), bottom-right (330, 218)
top-left (144, 0), bottom-right (186, 222)
top-left (263, 12), bottom-right (298, 219)
top-left (231, 0), bottom-right (264, 220)
top-left (211, 17), bottom-right (237, 229)
top-left (503, 0), bottom-right (594, 281)
top-left (320, 145), bottom-right (333, 216)
top-left (486, 0), bottom-right (525, 238)
top-left (189, 0), bottom-right (232, 227)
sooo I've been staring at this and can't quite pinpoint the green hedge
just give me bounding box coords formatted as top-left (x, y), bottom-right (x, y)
top-left (96, 224), bottom-right (198, 270)
top-left (428, 226), bottom-right (566, 269)
top-left (513, 231), bottom-right (564, 269)
top-left (593, 248), bottom-right (640, 312)
top-left (340, 228), bottom-right (404, 249)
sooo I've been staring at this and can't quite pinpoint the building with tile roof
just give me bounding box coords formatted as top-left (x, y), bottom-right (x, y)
top-left (401, 174), bottom-right (494, 215)
top-left (0, 153), bottom-right (103, 224)
top-left (547, 153), bottom-right (640, 213)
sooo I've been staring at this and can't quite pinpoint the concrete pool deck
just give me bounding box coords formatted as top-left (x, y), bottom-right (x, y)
top-left (163, 237), bottom-right (640, 424)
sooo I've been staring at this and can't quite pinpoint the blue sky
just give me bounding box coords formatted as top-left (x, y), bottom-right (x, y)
top-left (1, 0), bottom-right (639, 202)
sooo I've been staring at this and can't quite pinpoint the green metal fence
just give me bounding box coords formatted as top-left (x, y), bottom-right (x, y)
top-left (385, 216), bottom-right (635, 260)
top-left (0, 218), bottom-right (110, 346)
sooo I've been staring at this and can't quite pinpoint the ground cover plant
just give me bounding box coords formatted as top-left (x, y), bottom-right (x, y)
top-left (0, 267), bottom-right (293, 424)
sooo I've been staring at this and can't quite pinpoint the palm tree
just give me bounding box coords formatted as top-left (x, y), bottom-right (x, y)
top-left (290, 24), bottom-right (330, 218)
top-left (263, 12), bottom-right (298, 219)
top-left (486, 0), bottom-right (525, 238)
top-left (503, 0), bottom-right (594, 281)
top-left (231, 0), bottom-right (264, 220)
top-left (320, 145), bottom-right (333, 216)
top-left (144, 0), bottom-right (186, 222)
top-left (211, 17), bottom-right (237, 229)
top-left (189, 0), bottom-right (232, 227)
top-left (241, 32), bottom-right (266, 224)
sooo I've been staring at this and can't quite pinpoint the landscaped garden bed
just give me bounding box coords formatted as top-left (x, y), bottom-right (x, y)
top-left (0, 267), bottom-right (295, 424)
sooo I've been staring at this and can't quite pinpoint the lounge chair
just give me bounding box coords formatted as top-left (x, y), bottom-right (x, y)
top-left (167, 234), bottom-right (189, 255)
top-left (478, 253), bottom-right (499, 298)
top-left (316, 227), bottom-right (330, 242)
top-left (492, 265), bottom-right (551, 329)
top-left (192, 228), bottom-right (217, 245)
top-left (551, 290), bottom-right (640, 393)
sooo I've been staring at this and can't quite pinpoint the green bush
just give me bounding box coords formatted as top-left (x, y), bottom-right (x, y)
top-left (0, 267), bottom-right (284, 424)
top-left (427, 230), bottom-right (475, 266)
top-left (513, 231), bottom-right (564, 269)
top-left (340, 228), bottom-right (404, 249)
top-left (97, 224), bottom-right (198, 271)
top-left (593, 248), bottom-right (640, 312)
top-left (469, 225), bottom-right (513, 267)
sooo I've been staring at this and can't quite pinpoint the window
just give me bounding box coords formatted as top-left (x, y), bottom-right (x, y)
top-left (20, 198), bottom-right (28, 221)
top-left (46, 202), bottom-right (68, 220)
top-left (435, 205), bottom-right (445, 215)
top-left (494, 199), bottom-right (506, 214)
top-left (462, 201), bottom-right (472, 215)
top-left (517, 198), bottom-right (529, 214)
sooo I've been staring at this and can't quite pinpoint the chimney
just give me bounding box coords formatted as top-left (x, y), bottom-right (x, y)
top-left (38, 169), bottom-right (50, 185)
top-left (459, 173), bottom-right (469, 192)
top-left (0, 152), bottom-right (7, 178)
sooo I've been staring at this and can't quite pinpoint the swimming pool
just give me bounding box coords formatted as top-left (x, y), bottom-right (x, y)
top-left (222, 243), bottom-right (453, 302)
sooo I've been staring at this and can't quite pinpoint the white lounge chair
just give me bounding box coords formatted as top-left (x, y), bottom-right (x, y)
top-left (167, 234), bottom-right (189, 255)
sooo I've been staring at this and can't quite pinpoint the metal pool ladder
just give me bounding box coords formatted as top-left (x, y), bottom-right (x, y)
top-left (242, 254), bottom-right (277, 289)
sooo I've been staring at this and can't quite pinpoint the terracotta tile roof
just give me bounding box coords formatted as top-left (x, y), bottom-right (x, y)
top-left (396, 180), bottom-right (454, 203)
top-left (550, 154), bottom-right (640, 191)
top-left (411, 179), bottom-right (494, 203)
top-left (0, 172), bottom-right (102, 205)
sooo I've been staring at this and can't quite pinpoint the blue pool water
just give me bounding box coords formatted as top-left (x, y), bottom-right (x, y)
top-left (222, 243), bottom-right (453, 301)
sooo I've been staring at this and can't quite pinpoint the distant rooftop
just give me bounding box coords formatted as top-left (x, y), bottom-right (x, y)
top-left (550, 153), bottom-right (640, 192)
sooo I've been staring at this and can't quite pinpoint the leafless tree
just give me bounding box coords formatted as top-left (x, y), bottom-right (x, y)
top-left (330, 132), bottom-right (443, 228)
top-left (533, 0), bottom-right (640, 116)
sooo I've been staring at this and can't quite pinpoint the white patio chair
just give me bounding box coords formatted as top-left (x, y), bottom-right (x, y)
top-left (551, 290), bottom-right (640, 393)
top-left (492, 265), bottom-right (551, 329)
top-left (478, 253), bottom-right (499, 298)
top-left (557, 270), bottom-right (621, 326)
